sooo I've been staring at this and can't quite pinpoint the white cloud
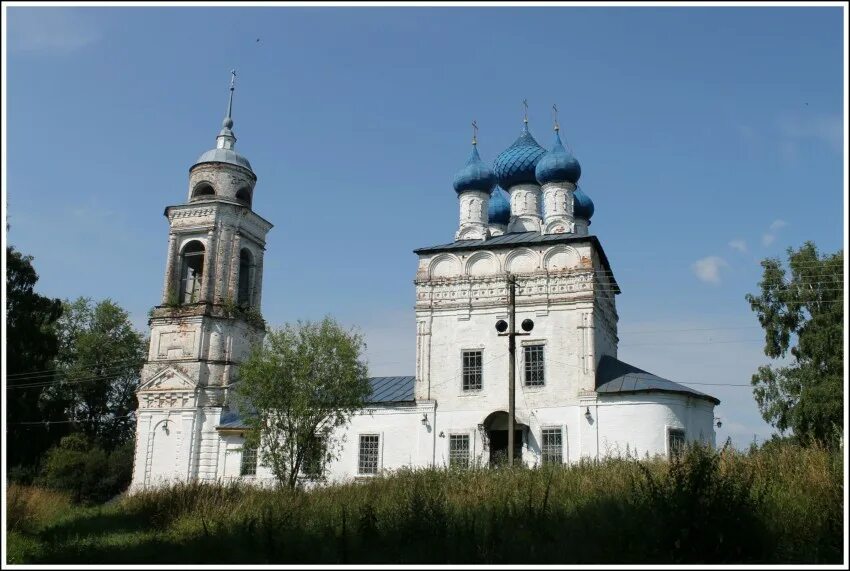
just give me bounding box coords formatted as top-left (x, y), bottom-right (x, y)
top-left (728, 239), bottom-right (748, 253)
top-left (8, 8), bottom-right (99, 53)
top-left (762, 219), bottom-right (788, 246)
top-left (692, 256), bottom-right (728, 284)
top-left (778, 113), bottom-right (843, 154)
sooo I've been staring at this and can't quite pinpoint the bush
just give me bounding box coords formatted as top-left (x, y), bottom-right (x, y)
top-left (631, 443), bottom-right (768, 563)
top-left (37, 433), bottom-right (133, 504)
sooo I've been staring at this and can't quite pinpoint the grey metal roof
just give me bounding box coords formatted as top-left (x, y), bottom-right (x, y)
top-left (194, 148), bottom-right (253, 172)
top-left (215, 376), bottom-right (416, 431)
top-left (595, 355), bottom-right (720, 405)
top-left (414, 232), bottom-right (619, 294)
top-left (414, 231), bottom-right (583, 253)
top-left (367, 376), bottom-right (416, 404)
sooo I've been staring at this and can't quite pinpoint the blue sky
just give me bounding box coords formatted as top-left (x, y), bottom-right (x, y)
top-left (5, 6), bottom-right (845, 448)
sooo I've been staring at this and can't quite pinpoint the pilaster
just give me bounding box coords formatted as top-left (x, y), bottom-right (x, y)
top-left (162, 233), bottom-right (178, 304)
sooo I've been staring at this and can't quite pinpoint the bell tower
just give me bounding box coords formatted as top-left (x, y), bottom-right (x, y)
top-left (131, 72), bottom-right (273, 488)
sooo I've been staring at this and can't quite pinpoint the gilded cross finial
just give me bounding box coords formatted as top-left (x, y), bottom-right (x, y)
top-left (230, 69), bottom-right (236, 90)
top-left (471, 120), bottom-right (478, 146)
top-left (552, 104), bottom-right (560, 132)
top-left (522, 99), bottom-right (529, 124)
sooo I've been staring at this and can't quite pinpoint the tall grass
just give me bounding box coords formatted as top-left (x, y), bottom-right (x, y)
top-left (6, 442), bottom-right (843, 564)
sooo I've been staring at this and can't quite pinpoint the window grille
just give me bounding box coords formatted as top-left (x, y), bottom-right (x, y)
top-left (358, 434), bottom-right (380, 475)
top-left (449, 434), bottom-right (470, 469)
top-left (541, 427), bottom-right (563, 465)
top-left (668, 429), bottom-right (686, 460)
top-left (240, 445), bottom-right (257, 477)
top-left (462, 350), bottom-right (483, 391)
top-left (524, 344), bottom-right (545, 386)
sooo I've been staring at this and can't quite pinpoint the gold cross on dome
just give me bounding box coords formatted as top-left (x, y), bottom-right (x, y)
top-left (230, 69), bottom-right (236, 90)
top-left (552, 104), bottom-right (560, 131)
top-left (523, 99), bottom-right (529, 123)
top-left (471, 120), bottom-right (478, 145)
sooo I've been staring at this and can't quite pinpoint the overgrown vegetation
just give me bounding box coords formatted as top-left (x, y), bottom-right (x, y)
top-left (221, 297), bottom-right (266, 329)
top-left (7, 441), bottom-right (842, 564)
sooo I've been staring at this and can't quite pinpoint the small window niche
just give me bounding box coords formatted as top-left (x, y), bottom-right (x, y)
top-left (235, 186), bottom-right (252, 207)
top-left (192, 182), bottom-right (215, 201)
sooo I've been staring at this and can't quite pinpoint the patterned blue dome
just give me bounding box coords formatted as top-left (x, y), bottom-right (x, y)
top-left (573, 187), bottom-right (595, 220)
top-left (453, 145), bottom-right (496, 194)
top-left (488, 186), bottom-right (511, 225)
top-left (535, 131), bottom-right (581, 185)
top-left (493, 126), bottom-right (547, 188)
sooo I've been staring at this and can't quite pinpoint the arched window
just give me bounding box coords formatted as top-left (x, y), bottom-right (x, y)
top-left (235, 187), bottom-right (252, 207)
top-left (237, 248), bottom-right (254, 307)
top-left (192, 183), bottom-right (215, 200)
top-left (179, 241), bottom-right (205, 304)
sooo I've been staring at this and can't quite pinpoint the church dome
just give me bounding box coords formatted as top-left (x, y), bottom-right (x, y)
top-left (573, 187), bottom-right (595, 220)
top-left (452, 145), bottom-right (496, 194)
top-left (535, 131), bottom-right (581, 185)
top-left (488, 186), bottom-right (511, 225)
top-left (194, 147), bottom-right (253, 172)
top-left (493, 126), bottom-right (547, 189)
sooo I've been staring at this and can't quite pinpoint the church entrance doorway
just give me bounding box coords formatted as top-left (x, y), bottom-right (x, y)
top-left (488, 429), bottom-right (523, 466)
top-left (481, 410), bottom-right (526, 467)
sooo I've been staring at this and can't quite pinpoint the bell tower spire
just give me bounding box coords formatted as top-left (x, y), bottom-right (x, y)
top-left (217, 70), bottom-right (237, 151)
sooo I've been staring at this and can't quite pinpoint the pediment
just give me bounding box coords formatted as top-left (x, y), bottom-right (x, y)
top-left (139, 366), bottom-right (198, 392)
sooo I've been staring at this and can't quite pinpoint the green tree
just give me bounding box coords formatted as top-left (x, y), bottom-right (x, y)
top-left (745, 241), bottom-right (843, 446)
top-left (5, 246), bottom-right (65, 472)
top-left (48, 298), bottom-right (146, 451)
top-left (234, 317), bottom-right (371, 488)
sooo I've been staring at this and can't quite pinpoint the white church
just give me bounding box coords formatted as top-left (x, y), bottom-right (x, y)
top-left (130, 81), bottom-right (719, 489)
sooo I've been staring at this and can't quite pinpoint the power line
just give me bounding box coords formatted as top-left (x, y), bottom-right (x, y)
top-left (5, 372), bottom-right (139, 391)
top-left (619, 325), bottom-right (761, 334)
top-left (5, 357), bottom-right (143, 380)
top-left (7, 414), bottom-right (135, 426)
top-left (619, 339), bottom-right (765, 347)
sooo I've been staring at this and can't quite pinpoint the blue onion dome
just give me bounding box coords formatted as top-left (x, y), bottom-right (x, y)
top-left (493, 124), bottom-right (548, 188)
top-left (488, 186), bottom-right (511, 225)
top-left (535, 131), bottom-right (581, 185)
top-left (452, 145), bottom-right (496, 194)
top-left (573, 187), bottom-right (595, 220)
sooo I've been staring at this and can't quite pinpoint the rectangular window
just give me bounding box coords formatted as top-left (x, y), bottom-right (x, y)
top-left (668, 429), bottom-right (686, 460)
top-left (301, 437), bottom-right (323, 478)
top-left (462, 350), bottom-right (483, 391)
top-left (358, 434), bottom-right (380, 475)
top-left (240, 444), bottom-right (257, 477)
top-left (524, 344), bottom-right (545, 386)
top-left (449, 434), bottom-right (470, 469)
top-left (541, 427), bottom-right (563, 465)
